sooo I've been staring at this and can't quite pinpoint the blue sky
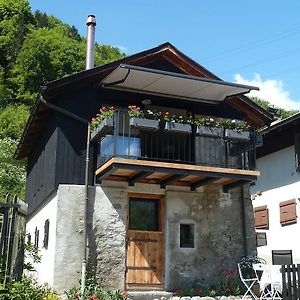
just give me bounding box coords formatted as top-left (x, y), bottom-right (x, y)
top-left (29, 0), bottom-right (300, 110)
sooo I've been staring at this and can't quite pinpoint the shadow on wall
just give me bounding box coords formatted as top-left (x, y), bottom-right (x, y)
top-left (86, 186), bottom-right (126, 289)
top-left (253, 147), bottom-right (300, 193)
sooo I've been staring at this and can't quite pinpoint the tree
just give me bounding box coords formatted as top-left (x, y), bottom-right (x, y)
top-left (0, 104), bottom-right (29, 139)
top-left (0, 137), bottom-right (26, 199)
top-left (0, 4), bottom-right (126, 200)
top-left (10, 27), bottom-right (86, 104)
top-left (251, 96), bottom-right (298, 120)
top-left (0, 0), bottom-right (35, 70)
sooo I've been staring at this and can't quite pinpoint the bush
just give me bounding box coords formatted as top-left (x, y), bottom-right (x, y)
top-left (0, 277), bottom-right (59, 300)
top-left (65, 277), bottom-right (127, 300)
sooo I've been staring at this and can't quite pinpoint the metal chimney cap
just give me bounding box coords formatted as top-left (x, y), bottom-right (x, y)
top-left (86, 15), bottom-right (96, 26)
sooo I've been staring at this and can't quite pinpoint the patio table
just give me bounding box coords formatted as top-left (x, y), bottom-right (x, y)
top-left (259, 265), bottom-right (282, 299)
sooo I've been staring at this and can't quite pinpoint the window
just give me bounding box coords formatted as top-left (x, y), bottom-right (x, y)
top-left (27, 233), bottom-right (31, 245)
top-left (129, 198), bottom-right (159, 231)
top-left (34, 227), bottom-right (39, 248)
top-left (256, 232), bottom-right (267, 247)
top-left (180, 224), bottom-right (195, 248)
top-left (43, 219), bottom-right (50, 249)
top-left (254, 205), bottom-right (269, 229)
top-left (295, 133), bottom-right (300, 172)
top-left (280, 199), bottom-right (297, 225)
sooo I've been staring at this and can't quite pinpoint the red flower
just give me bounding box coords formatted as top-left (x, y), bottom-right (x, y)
top-left (88, 294), bottom-right (99, 300)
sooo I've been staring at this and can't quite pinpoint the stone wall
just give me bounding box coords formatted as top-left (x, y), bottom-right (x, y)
top-left (53, 185), bottom-right (85, 294)
top-left (164, 184), bottom-right (256, 291)
top-left (88, 186), bottom-right (127, 290)
top-left (49, 182), bottom-right (256, 293)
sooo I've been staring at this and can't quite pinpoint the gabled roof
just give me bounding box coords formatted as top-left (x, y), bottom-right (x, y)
top-left (15, 42), bottom-right (273, 159)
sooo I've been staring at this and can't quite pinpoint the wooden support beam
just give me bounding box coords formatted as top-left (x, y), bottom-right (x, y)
top-left (95, 165), bottom-right (115, 182)
top-left (223, 180), bottom-right (249, 193)
top-left (160, 174), bottom-right (186, 188)
top-left (191, 177), bottom-right (219, 191)
top-left (128, 171), bottom-right (152, 186)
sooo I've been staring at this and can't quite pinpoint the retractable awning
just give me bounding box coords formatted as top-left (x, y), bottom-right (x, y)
top-left (101, 64), bottom-right (259, 103)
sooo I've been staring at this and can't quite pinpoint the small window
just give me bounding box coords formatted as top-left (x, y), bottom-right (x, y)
top-left (43, 219), bottom-right (50, 249)
top-left (27, 233), bottom-right (31, 245)
top-left (180, 224), bottom-right (195, 248)
top-left (254, 205), bottom-right (269, 229)
top-left (280, 199), bottom-right (297, 226)
top-left (256, 232), bottom-right (267, 247)
top-left (129, 198), bottom-right (159, 231)
top-left (34, 227), bottom-right (39, 248)
top-left (294, 133), bottom-right (300, 172)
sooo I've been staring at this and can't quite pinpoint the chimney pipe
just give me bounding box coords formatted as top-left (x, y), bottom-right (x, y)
top-left (86, 15), bottom-right (96, 70)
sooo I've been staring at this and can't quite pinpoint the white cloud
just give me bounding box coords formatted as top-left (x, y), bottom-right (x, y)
top-left (234, 73), bottom-right (300, 110)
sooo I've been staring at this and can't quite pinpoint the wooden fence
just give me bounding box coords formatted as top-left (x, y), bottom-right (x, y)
top-left (0, 194), bottom-right (27, 286)
top-left (281, 264), bottom-right (300, 300)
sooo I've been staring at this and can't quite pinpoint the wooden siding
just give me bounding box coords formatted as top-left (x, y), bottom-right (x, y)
top-left (25, 118), bottom-right (58, 215)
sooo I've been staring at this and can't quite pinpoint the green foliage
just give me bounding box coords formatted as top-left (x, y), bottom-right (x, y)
top-left (0, 277), bottom-right (59, 300)
top-left (11, 27), bottom-right (85, 104)
top-left (0, 0), bottom-right (125, 198)
top-left (23, 242), bottom-right (41, 272)
top-left (34, 10), bottom-right (81, 41)
top-left (0, 138), bottom-right (26, 200)
top-left (94, 44), bottom-right (126, 65)
top-left (0, 0), bottom-right (35, 69)
top-left (65, 277), bottom-right (127, 300)
top-left (0, 105), bottom-right (29, 139)
top-left (251, 96), bottom-right (298, 120)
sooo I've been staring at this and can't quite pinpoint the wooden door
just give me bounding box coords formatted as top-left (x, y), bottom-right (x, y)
top-left (126, 195), bottom-right (164, 290)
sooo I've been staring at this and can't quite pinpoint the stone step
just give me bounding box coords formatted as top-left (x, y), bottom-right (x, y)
top-left (127, 291), bottom-right (174, 300)
top-left (127, 294), bottom-right (246, 300)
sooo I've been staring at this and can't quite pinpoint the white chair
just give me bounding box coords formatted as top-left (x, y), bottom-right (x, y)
top-left (238, 262), bottom-right (259, 300)
top-left (253, 263), bottom-right (276, 300)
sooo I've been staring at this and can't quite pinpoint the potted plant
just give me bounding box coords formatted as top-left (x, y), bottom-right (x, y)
top-left (239, 255), bottom-right (266, 279)
top-left (224, 119), bottom-right (250, 141)
top-left (163, 112), bottom-right (192, 134)
top-left (90, 106), bottom-right (115, 141)
top-left (194, 117), bottom-right (222, 138)
top-left (128, 105), bottom-right (159, 130)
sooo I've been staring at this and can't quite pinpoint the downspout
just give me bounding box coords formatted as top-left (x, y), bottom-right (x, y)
top-left (39, 94), bottom-right (90, 297)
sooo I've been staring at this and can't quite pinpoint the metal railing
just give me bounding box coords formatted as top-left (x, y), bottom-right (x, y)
top-left (95, 110), bottom-right (256, 170)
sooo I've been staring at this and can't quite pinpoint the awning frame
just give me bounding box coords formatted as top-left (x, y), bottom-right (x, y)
top-left (100, 64), bottom-right (259, 104)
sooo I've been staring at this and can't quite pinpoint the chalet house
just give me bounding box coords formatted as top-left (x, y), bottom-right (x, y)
top-left (15, 42), bottom-right (273, 294)
top-left (251, 113), bottom-right (300, 264)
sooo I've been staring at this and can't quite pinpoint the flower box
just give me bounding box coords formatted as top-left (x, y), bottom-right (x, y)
top-left (91, 117), bottom-right (114, 142)
top-left (164, 122), bottom-right (192, 134)
top-left (196, 126), bottom-right (223, 138)
top-left (130, 117), bottom-right (159, 131)
top-left (224, 129), bottom-right (250, 141)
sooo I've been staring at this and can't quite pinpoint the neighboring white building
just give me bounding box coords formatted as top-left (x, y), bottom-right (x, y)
top-left (250, 113), bottom-right (300, 264)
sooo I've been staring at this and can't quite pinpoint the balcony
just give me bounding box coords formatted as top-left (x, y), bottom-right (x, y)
top-left (93, 110), bottom-right (259, 191)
